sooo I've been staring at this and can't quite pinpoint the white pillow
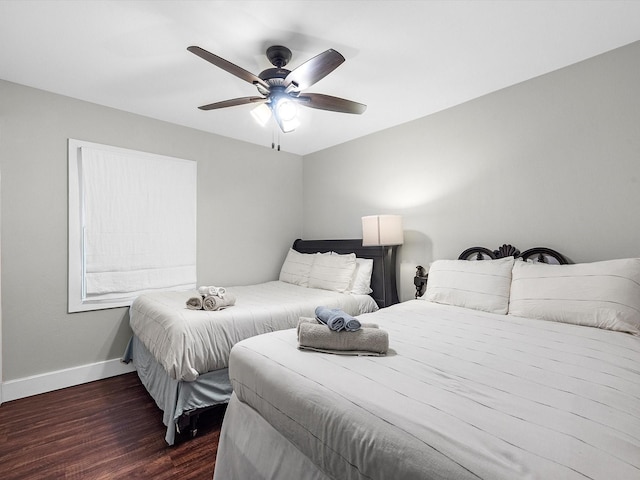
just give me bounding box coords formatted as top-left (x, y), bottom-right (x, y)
top-left (348, 257), bottom-right (374, 295)
top-left (424, 257), bottom-right (515, 314)
top-left (278, 249), bottom-right (316, 287)
top-left (308, 252), bottom-right (357, 293)
top-left (509, 258), bottom-right (640, 334)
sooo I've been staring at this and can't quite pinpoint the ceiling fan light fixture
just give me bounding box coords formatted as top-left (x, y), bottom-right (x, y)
top-left (250, 103), bottom-right (272, 127)
top-left (279, 116), bottom-right (300, 133)
top-left (274, 96), bottom-right (297, 122)
top-left (270, 95), bottom-right (300, 133)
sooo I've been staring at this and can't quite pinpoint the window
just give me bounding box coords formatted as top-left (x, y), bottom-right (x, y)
top-left (68, 139), bottom-right (197, 312)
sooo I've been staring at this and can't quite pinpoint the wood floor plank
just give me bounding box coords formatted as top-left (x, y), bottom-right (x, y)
top-left (0, 372), bottom-right (223, 480)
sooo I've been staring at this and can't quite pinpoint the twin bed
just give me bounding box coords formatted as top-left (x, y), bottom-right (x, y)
top-left (213, 244), bottom-right (640, 480)
top-left (124, 239), bottom-right (391, 444)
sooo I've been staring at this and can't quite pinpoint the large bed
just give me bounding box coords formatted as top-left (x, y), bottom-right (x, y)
top-left (214, 244), bottom-right (640, 479)
top-left (124, 239), bottom-right (392, 444)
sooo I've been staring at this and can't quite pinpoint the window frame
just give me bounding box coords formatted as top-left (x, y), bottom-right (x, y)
top-left (68, 139), bottom-right (196, 313)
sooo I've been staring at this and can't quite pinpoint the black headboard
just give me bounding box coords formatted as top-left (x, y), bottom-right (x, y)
top-left (292, 239), bottom-right (396, 308)
top-left (415, 243), bottom-right (569, 298)
top-left (458, 244), bottom-right (568, 264)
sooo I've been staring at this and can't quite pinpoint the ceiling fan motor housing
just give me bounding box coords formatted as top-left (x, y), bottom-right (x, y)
top-left (266, 45), bottom-right (292, 68)
top-left (259, 46), bottom-right (293, 88)
top-left (258, 67), bottom-right (290, 87)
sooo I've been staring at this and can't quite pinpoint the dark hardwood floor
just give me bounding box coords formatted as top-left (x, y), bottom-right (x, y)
top-left (0, 372), bottom-right (225, 480)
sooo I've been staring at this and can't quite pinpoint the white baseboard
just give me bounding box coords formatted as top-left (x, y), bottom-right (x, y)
top-left (1, 358), bottom-right (136, 403)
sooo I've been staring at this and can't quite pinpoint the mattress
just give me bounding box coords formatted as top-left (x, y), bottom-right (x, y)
top-left (129, 280), bottom-right (378, 381)
top-left (228, 300), bottom-right (640, 480)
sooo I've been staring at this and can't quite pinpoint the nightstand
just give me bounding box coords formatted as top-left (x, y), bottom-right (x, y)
top-left (414, 265), bottom-right (428, 299)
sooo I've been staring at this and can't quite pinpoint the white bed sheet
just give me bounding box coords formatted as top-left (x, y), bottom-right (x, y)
top-left (226, 300), bottom-right (640, 480)
top-left (129, 280), bottom-right (378, 381)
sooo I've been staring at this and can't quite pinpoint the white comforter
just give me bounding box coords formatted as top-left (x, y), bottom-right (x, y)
top-left (229, 300), bottom-right (640, 480)
top-left (129, 280), bottom-right (378, 381)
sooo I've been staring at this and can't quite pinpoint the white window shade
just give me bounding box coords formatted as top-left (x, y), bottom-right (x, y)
top-left (69, 140), bottom-right (197, 312)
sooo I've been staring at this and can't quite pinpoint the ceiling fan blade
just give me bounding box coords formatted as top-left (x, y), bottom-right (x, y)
top-left (284, 49), bottom-right (345, 91)
top-left (187, 46), bottom-right (270, 91)
top-left (198, 97), bottom-right (267, 111)
top-left (295, 93), bottom-right (367, 114)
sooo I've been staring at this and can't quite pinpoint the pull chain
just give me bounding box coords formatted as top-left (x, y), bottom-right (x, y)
top-left (270, 118), bottom-right (281, 152)
top-left (271, 121), bottom-right (275, 150)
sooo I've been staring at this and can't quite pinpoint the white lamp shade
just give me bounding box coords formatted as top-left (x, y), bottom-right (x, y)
top-left (362, 215), bottom-right (404, 246)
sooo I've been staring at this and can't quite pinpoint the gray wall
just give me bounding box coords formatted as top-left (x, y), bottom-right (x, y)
top-left (0, 80), bottom-right (303, 381)
top-left (303, 41), bottom-right (640, 302)
top-left (3, 39), bottom-right (640, 384)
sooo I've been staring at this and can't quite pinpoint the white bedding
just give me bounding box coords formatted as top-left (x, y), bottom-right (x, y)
top-left (129, 280), bottom-right (378, 381)
top-left (226, 300), bottom-right (640, 480)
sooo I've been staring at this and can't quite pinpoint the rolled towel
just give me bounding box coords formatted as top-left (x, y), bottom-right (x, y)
top-left (315, 306), bottom-right (344, 331)
top-left (198, 285), bottom-right (227, 297)
top-left (297, 321), bottom-right (388, 355)
top-left (202, 292), bottom-right (237, 311)
top-left (315, 306), bottom-right (362, 332)
top-left (344, 315), bottom-right (362, 332)
top-left (186, 295), bottom-right (203, 310)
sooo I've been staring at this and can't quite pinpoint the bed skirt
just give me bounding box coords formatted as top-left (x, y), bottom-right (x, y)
top-left (123, 336), bottom-right (233, 445)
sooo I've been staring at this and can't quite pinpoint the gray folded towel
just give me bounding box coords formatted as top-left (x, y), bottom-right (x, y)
top-left (202, 292), bottom-right (236, 311)
top-left (297, 319), bottom-right (388, 355)
top-left (186, 295), bottom-right (203, 310)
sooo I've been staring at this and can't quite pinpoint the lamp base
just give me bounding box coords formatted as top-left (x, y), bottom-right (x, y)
top-left (382, 245), bottom-right (400, 307)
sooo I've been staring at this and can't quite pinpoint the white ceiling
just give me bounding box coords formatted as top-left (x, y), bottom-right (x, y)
top-left (2, 1), bottom-right (640, 156)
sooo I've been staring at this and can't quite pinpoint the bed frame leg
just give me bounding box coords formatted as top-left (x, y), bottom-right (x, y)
top-left (189, 413), bottom-right (200, 438)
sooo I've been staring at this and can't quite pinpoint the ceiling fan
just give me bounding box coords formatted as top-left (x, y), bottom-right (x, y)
top-left (187, 45), bottom-right (366, 133)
